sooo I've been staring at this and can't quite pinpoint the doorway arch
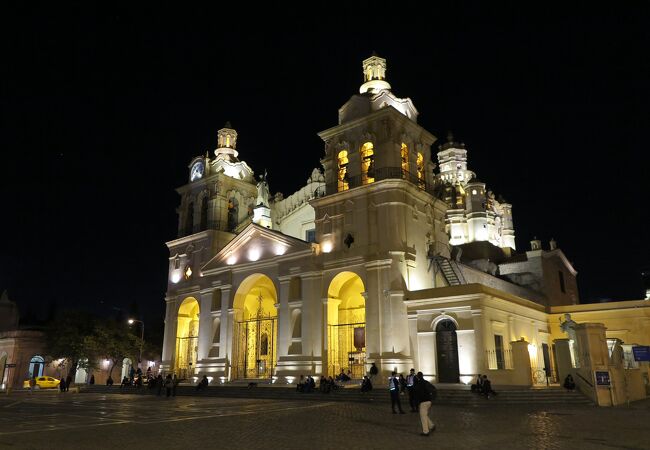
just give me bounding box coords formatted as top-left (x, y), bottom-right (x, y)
top-left (232, 274), bottom-right (278, 379)
top-left (121, 358), bottom-right (132, 381)
top-left (436, 319), bottom-right (460, 383)
top-left (28, 355), bottom-right (45, 378)
top-left (327, 272), bottom-right (366, 378)
top-left (175, 297), bottom-right (200, 378)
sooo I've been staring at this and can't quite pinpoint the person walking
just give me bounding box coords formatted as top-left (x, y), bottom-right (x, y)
top-left (413, 371), bottom-right (436, 436)
top-left (389, 371), bottom-right (405, 414)
top-left (369, 362), bottom-right (378, 381)
top-left (59, 377), bottom-right (67, 393)
top-left (164, 375), bottom-right (173, 398)
top-left (406, 368), bottom-right (417, 412)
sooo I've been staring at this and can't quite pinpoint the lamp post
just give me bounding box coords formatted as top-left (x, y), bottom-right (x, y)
top-left (128, 319), bottom-right (144, 369)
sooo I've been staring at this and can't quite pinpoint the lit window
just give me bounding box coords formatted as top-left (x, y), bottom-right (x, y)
top-left (184, 266), bottom-right (193, 279)
top-left (416, 152), bottom-right (425, 189)
top-left (361, 142), bottom-right (374, 185)
top-left (472, 189), bottom-right (477, 195)
top-left (401, 143), bottom-right (409, 177)
top-left (337, 150), bottom-right (349, 192)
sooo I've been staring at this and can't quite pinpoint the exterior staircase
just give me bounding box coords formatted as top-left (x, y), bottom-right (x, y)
top-left (433, 255), bottom-right (466, 286)
top-left (82, 384), bottom-right (592, 407)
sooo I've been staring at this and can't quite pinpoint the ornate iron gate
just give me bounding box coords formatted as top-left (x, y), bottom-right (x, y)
top-left (328, 322), bottom-right (366, 378)
top-left (232, 316), bottom-right (277, 379)
top-left (175, 336), bottom-right (198, 379)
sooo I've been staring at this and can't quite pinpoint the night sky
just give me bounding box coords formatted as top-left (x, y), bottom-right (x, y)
top-left (2, 5), bottom-right (649, 328)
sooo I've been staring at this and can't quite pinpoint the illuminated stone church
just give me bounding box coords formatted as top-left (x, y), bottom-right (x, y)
top-left (160, 55), bottom-right (649, 386)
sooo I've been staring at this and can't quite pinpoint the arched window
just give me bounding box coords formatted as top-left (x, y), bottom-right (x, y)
top-left (337, 150), bottom-right (349, 192)
top-left (185, 202), bottom-right (194, 235)
top-left (200, 196), bottom-right (208, 231)
top-left (416, 152), bottom-right (425, 189)
top-left (401, 143), bottom-right (409, 178)
top-left (227, 198), bottom-right (238, 231)
top-left (361, 142), bottom-right (374, 185)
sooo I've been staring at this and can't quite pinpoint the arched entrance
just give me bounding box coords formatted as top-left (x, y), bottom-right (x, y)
top-left (327, 272), bottom-right (366, 378)
top-left (175, 297), bottom-right (200, 379)
top-left (436, 319), bottom-right (460, 383)
top-left (28, 356), bottom-right (45, 378)
top-left (232, 274), bottom-right (278, 379)
top-left (121, 358), bottom-right (132, 381)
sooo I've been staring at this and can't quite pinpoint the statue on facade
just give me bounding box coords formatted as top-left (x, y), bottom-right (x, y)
top-left (559, 313), bottom-right (580, 367)
top-left (256, 170), bottom-right (270, 207)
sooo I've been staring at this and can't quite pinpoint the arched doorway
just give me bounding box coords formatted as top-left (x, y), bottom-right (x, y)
top-left (232, 274), bottom-right (278, 379)
top-left (28, 355), bottom-right (45, 378)
top-left (436, 319), bottom-right (460, 383)
top-left (327, 272), bottom-right (366, 378)
top-left (175, 297), bottom-right (200, 379)
top-left (121, 358), bottom-right (132, 381)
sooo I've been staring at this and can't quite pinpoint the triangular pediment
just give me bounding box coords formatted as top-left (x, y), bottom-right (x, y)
top-left (202, 223), bottom-right (314, 273)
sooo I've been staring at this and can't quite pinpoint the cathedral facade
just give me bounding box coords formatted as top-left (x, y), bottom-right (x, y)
top-left (160, 55), bottom-right (649, 386)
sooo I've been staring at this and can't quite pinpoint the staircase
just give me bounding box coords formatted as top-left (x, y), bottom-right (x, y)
top-left (433, 255), bottom-right (466, 286)
top-left (82, 384), bottom-right (592, 407)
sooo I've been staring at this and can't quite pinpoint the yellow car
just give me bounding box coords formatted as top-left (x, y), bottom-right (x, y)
top-left (23, 376), bottom-right (61, 389)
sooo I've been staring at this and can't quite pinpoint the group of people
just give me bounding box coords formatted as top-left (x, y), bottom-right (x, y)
top-left (389, 368), bottom-right (438, 436)
top-left (471, 374), bottom-right (497, 398)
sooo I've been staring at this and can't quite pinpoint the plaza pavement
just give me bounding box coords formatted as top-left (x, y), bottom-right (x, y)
top-left (0, 391), bottom-right (648, 449)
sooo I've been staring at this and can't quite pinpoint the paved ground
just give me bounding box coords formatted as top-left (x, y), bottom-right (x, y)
top-left (0, 391), bottom-right (648, 449)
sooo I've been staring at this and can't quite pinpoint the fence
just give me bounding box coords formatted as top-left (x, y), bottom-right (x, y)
top-left (485, 349), bottom-right (513, 370)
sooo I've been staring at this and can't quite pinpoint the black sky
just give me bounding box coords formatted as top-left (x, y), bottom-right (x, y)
top-left (2, 4), bottom-right (649, 326)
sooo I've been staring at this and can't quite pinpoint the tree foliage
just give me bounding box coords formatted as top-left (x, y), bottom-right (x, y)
top-left (46, 312), bottom-right (143, 380)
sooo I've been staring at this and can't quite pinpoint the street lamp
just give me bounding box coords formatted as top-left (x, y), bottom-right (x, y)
top-left (128, 319), bottom-right (144, 369)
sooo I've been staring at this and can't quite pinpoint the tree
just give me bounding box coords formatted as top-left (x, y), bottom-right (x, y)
top-left (46, 311), bottom-right (98, 381)
top-left (86, 320), bottom-right (142, 379)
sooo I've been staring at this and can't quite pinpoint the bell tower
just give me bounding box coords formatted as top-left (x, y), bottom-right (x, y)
top-left (360, 54), bottom-right (392, 94)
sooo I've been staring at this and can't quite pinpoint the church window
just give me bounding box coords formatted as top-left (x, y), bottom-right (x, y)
top-left (337, 150), bottom-right (349, 192)
top-left (361, 142), bottom-right (375, 185)
top-left (226, 135), bottom-right (231, 147)
top-left (416, 152), bottom-right (425, 189)
top-left (401, 143), bottom-right (409, 178)
top-left (184, 265), bottom-right (193, 279)
top-left (305, 229), bottom-right (316, 243)
top-left (174, 257), bottom-right (180, 270)
top-left (472, 189), bottom-right (477, 195)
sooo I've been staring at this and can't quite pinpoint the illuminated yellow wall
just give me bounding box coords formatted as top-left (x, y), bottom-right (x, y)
top-left (175, 297), bottom-right (200, 372)
top-left (233, 274), bottom-right (278, 378)
top-left (327, 272), bottom-right (366, 376)
top-left (549, 301), bottom-right (650, 345)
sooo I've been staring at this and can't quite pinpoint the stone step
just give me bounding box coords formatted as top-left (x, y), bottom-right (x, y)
top-left (81, 385), bottom-right (593, 406)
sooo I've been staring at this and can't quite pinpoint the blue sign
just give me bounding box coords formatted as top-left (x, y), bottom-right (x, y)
top-left (595, 371), bottom-right (610, 386)
top-left (632, 346), bottom-right (650, 362)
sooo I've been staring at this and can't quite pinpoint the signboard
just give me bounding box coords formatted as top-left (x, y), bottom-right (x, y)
top-left (595, 371), bottom-right (610, 386)
top-left (632, 346), bottom-right (650, 362)
top-left (4, 363), bottom-right (16, 368)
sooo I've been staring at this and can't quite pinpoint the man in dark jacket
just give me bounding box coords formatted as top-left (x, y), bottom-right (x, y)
top-left (413, 372), bottom-right (436, 436)
top-left (389, 371), bottom-right (405, 414)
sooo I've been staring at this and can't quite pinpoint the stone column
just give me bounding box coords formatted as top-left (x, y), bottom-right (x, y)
top-left (197, 290), bottom-right (213, 361)
top-left (574, 322), bottom-right (612, 406)
top-left (471, 309), bottom-right (486, 372)
top-left (218, 286), bottom-right (231, 359)
top-left (161, 297), bottom-right (178, 373)
top-left (277, 277), bottom-right (292, 358)
top-left (510, 339), bottom-right (532, 386)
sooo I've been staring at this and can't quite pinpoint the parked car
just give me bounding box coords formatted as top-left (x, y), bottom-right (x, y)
top-left (23, 376), bottom-right (60, 389)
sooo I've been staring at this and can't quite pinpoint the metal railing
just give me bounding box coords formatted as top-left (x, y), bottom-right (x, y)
top-left (327, 167), bottom-right (428, 195)
top-left (485, 349), bottom-right (513, 370)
